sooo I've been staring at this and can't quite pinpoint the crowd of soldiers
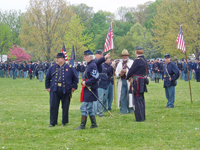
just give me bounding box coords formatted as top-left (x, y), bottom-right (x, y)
top-left (1, 50), bottom-right (200, 129)
top-left (0, 60), bottom-right (56, 81)
top-left (146, 58), bottom-right (200, 82)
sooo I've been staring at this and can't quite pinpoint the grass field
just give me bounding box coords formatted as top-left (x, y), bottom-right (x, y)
top-left (0, 77), bottom-right (200, 150)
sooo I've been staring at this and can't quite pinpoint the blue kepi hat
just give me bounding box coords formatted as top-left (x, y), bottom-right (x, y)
top-left (84, 50), bottom-right (93, 55)
top-left (56, 53), bottom-right (65, 58)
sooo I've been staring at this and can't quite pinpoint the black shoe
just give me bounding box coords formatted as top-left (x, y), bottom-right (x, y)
top-left (90, 115), bottom-right (98, 129)
top-left (74, 116), bottom-right (87, 130)
top-left (49, 124), bottom-right (55, 127)
top-left (62, 123), bottom-right (66, 126)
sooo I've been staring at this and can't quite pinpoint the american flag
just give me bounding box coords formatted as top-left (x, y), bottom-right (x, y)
top-left (104, 23), bottom-right (114, 52)
top-left (62, 43), bottom-right (68, 61)
top-left (176, 25), bottom-right (186, 53)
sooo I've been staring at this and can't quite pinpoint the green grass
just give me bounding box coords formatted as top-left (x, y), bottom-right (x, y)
top-left (0, 77), bottom-right (200, 150)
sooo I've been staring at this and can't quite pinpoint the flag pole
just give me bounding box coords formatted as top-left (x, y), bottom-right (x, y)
top-left (111, 20), bottom-right (116, 111)
top-left (184, 51), bottom-right (193, 104)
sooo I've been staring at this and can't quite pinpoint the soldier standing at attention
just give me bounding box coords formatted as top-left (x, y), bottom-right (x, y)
top-left (45, 53), bottom-right (78, 127)
top-left (163, 54), bottom-right (179, 108)
top-left (152, 59), bottom-right (160, 83)
top-left (38, 60), bottom-right (44, 82)
top-left (4, 61), bottom-right (9, 78)
top-left (193, 58), bottom-right (200, 82)
top-left (44, 60), bottom-right (49, 76)
top-left (126, 46), bottom-right (148, 122)
top-left (75, 50), bottom-right (99, 130)
top-left (80, 62), bottom-right (85, 79)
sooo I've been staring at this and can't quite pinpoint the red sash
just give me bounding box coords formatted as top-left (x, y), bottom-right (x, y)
top-left (80, 79), bottom-right (88, 102)
top-left (132, 74), bottom-right (144, 97)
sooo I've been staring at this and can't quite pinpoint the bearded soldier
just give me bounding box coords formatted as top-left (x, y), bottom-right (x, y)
top-left (115, 49), bottom-right (134, 114)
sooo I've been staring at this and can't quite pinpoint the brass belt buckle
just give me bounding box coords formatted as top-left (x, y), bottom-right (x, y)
top-left (58, 83), bottom-right (62, 87)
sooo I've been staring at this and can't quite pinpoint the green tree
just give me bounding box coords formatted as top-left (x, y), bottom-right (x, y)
top-left (0, 10), bottom-right (22, 46)
top-left (65, 15), bottom-right (95, 61)
top-left (0, 23), bottom-right (13, 59)
top-left (152, 0), bottom-right (200, 59)
top-left (71, 3), bottom-right (94, 28)
top-left (98, 10), bottom-right (115, 23)
top-left (19, 0), bottom-right (73, 62)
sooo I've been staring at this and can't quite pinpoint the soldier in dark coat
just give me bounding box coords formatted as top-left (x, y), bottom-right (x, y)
top-left (45, 53), bottom-right (78, 127)
top-left (193, 58), bottom-right (200, 82)
top-left (163, 54), bottom-right (179, 108)
top-left (126, 46), bottom-right (148, 122)
top-left (0, 61), bottom-right (4, 77)
top-left (75, 50), bottom-right (99, 130)
top-left (80, 62), bottom-right (85, 79)
top-left (44, 60), bottom-right (49, 76)
top-left (152, 59), bottom-right (160, 83)
top-left (93, 50), bottom-right (110, 117)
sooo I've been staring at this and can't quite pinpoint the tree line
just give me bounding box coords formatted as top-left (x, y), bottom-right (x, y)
top-left (0, 0), bottom-right (199, 62)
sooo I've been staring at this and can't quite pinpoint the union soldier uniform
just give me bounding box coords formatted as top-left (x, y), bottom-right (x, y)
top-left (45, 53), bottom-right (79, 127)
top-left (126, 46), bottom-right (148, 122)
top-left (11, 62), bottom-right (17, 80)
top-left (102, 61), bottom-right (114, 111)
top-left (163, 54), bottom-right (179, 108)
top-left (183, 62), bottom-right (188, 81)
top-left (4, 62), bottom-right (9, 78)
top-left (94, 50), bottom-right (107, 117)
top-left (152, 59), bottom-right (160, 83)
top-left (44, 61), bottom-right (50, 76)
top-left (38, 62), bottom-right (44, 82)
top-left (188, 59), bottom-right (193, 79)
top-left (194, 58), bottom-right (200, 82)
top-left (75, 50), bottom-right (99, 130)
top-left (23, 63), bottom-right (28, 78)
top-left (0, 62), bottom-right (4, 77)
top-left (18, 62), bottom-right (23, 78)
top-left (80, 63), bottom-right (86, 79)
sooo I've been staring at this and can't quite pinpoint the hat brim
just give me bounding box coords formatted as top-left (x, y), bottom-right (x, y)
top-left (119, 54), bottom-right (131, 56)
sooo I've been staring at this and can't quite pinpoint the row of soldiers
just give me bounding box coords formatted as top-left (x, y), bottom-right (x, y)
top-left (147, 58), bottom-right (200, 82)
top-left (0, 60), bottom-right (55, 81)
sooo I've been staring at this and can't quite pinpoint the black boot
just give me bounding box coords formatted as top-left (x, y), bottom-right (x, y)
top-left (89, 115), bottom-right (98, 128)
top-left (74, 116), bottom-right (87, 130)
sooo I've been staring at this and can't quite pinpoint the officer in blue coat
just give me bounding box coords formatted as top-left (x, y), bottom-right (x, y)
top-left (163, 54), bottom-right (179, 108)
top-left (45, 53), bottom-right (79, 127)
top-left (126, 46), bottom-right (148, 122)
top-left (75, 50), bottom-right (99, 130)
top-left (193, 58), bottom-right (200, 82)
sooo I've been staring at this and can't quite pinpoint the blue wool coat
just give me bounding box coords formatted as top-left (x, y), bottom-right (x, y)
top-left (163, 61), bottom-right (180, 87)
top-left (83, 60), bottom-right (99, 102)
top-left (45, 63), bottom-right (79, 94)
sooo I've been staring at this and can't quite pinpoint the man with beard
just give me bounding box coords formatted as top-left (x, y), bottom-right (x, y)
top-left (115, 49), bottom-right (134, 114)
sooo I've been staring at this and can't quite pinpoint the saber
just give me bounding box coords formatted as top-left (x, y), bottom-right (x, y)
top-left (85, 85), bottom-right (114, 117)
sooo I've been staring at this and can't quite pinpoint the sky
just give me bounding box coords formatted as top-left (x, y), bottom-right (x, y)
top-left (0, 0), bottom-right (155, 13)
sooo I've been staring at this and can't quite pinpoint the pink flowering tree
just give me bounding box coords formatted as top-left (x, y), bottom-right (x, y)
top-left (7, 44), bottom-right (31, 61)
